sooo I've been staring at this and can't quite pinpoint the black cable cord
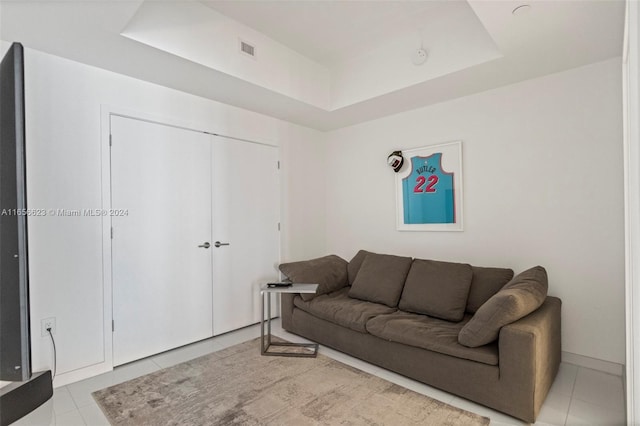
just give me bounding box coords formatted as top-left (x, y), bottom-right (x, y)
top-left (47, 328), bottom-right (57, 378)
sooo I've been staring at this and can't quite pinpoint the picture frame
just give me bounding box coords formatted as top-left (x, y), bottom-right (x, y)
top-left (395, 141), bottom-right (463, 231)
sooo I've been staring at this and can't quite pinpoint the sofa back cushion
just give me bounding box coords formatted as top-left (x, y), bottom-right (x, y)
top-left (466, 267), bottom-right (515, 313)
top-left (458, 266), bottom-right (548, 347)
top-left (348, 253), bottom-right (412, 307)
top-left (279, 255), bottom-right (348, 301)
top-left (347, 250), bottom-right (372, 285)
top-left (398, 259), bottom-right (473, 322)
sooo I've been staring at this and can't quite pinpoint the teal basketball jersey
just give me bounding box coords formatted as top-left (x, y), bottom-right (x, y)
top-left (402, 153), bottom-right (455, 224)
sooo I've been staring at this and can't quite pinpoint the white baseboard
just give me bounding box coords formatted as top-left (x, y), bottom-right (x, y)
top-left (562, 351), bottom-right (624, 376)
top-left (51, 362), bottom-right (112, 388)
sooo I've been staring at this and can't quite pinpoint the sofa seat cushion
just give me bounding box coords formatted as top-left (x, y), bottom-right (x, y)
top-left (366, 311), bottom-right (498, 366)
top-left (294, 288), bottom-right (396, 333)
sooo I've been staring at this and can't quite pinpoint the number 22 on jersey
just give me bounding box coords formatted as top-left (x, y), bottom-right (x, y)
top-left (413, 175), bottom-right (439, 193)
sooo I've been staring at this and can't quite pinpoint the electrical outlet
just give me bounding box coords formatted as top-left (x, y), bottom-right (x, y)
top-left (41, 317), bottom-right (56, 337)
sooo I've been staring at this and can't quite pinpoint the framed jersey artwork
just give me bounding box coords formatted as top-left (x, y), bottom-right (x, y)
top-left (395, 141), bottom-right (463, 231)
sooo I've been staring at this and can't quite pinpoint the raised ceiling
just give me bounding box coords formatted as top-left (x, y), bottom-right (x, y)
top-left (201, 0), bottom-right (449, 66)
top-left (0, 0), bottom-right (626, 131)
top-left (122, 0), bottom-right (500, 110)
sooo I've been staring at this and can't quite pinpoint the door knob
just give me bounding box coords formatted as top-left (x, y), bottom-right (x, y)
top-left (214, 241), bottom-right (230, 248)
top-left (198, 242), bottom-right (211, 249)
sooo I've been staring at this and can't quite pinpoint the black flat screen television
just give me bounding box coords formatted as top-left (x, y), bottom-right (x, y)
top-left (0, 42), bottom-right (32, 382)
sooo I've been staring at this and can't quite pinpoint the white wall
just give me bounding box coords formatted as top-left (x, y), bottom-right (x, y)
top-left (324, 58), bottom-right (625, 364)
top-left (278, 123), bottom-right (327, 261)
top-left (8, 43), bottom-right (325, 385)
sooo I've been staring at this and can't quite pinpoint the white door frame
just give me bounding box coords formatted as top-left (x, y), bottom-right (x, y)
top-left (624, 0), bottom-right (640, 423)
top-left (99, 105), bottom-right (280, 371)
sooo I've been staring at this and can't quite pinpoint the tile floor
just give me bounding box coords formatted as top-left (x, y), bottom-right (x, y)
top-left (14, 320), bottom-right (626, 425)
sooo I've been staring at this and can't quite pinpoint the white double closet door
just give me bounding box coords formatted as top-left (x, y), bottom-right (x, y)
top-left (110, 116), bottom-right (279, 366)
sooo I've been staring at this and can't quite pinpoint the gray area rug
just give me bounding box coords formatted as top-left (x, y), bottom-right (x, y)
top-left (93, 337), bottom-right (490, 425)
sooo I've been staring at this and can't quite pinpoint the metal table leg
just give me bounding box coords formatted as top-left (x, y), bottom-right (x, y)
top-left (260, 290), bottom-right (266, 354)
top-left (260, 290), bottom-right (318, 358)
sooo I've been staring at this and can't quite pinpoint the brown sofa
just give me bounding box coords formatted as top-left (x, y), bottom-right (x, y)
top-left (279, 250), bottom-right (561, 423)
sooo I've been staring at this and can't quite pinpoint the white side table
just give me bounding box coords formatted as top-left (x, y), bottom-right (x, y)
top-left (260, 283), bottom-right (319, 357)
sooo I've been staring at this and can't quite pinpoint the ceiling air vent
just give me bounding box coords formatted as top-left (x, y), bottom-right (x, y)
top-left (239, 39), bottom-right (256, 59)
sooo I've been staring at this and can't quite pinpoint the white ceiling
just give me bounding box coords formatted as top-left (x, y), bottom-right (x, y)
top-left (201, 0), bottom-right (448, 66)
top-left (0, 0), bottom-right (626, 131)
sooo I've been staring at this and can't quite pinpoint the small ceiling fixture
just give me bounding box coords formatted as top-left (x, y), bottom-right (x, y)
top-left (412, 48), bottom-right (428, 66)
top-left (512, 4), bottom-right (531, 15)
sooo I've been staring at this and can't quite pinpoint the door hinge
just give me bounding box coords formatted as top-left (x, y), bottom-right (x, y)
top-left (109, 134), bottom-right (112, 147)
top-left (111, 227), bottom-right (114, 239)
top-left (112, 320), bottom-right (114, 332)
top-left (278, 222), bottom-right (281, 231)
top-left (277, 161), bottom-right (280, 170)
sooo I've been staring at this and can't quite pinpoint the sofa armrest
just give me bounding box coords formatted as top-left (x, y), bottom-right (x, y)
top-left (498, 296), bottom-right (562, 422)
